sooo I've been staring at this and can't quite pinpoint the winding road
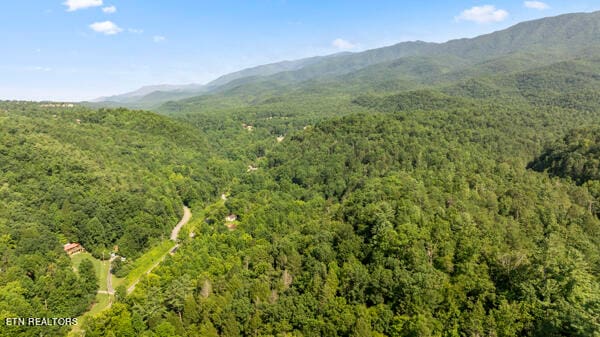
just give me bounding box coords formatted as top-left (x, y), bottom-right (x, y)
top-left (102, 206), bottom-right (192, 295)
top-left (125, 206), bottom-right (192, 293)
top-left (97, 256), bottom-right (117, 295)
top-left (72, 206), bottom-right (192, 337)
top-left (171, 206), bottom-right (192, 241)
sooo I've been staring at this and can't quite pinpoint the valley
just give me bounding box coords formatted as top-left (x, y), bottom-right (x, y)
top-left (2, 7), bottom-right (600, 337)
top-left (68, 206), bottom-right (192, 336)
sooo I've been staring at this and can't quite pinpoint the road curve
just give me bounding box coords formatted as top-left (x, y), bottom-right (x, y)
top-left (74, 205), bottom-right (193, 335)
top-left (126, 206), bottom-right (192, 294)
top-left (171, 206), bottom-right (192, 241)
top-left (103, 206), bottom-right (192, 296)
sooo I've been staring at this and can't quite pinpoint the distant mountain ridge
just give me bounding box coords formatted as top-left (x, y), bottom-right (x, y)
top-left (91, 83), bottom-right (208, 108)
top-left (90, 55), bottom-right (339, 108)
top-left (94, 83), bottom-right (206, 101)
top-left (91, 10), bottom-right (600, 109)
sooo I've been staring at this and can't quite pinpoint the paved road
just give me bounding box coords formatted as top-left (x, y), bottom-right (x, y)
top-left (171, 206), bottom-right (192, 241)
top-left (75, 207), bottom-right (192, 334)
top-left (97, 256), bottom-right (118, 295)
top-left (106, 256), bottom-right (116, 294)
top-left (99, 206), bottom-right (192, 296)
top-left (126, 206), bottom-right (192, 294)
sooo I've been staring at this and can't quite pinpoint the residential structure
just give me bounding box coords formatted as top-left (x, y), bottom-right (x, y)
top-left (63, 243), bottom-right (84, 255)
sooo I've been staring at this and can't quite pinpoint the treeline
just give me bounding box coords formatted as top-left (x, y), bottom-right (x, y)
top-left (0, 102), bottom-right (232, 336)
top-left (85, 89), bottom-right (600, 336)
top-left (530, 127), bottom-right (600, 184)
top-left (529, 126), bottom-right (600, 217)
top-left (7, 47), bottom-right (600, 337)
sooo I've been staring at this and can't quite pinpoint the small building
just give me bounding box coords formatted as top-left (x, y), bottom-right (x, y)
top-left (225, 214), bottom-right (238, 222)
top-left (64, 243), bottom-right (84, 255)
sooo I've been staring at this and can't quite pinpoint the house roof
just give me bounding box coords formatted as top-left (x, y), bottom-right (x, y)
top-left (63, 243), bottom-right (81, 251)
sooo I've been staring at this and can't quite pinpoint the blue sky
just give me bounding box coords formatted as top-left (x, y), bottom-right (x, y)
top-left (1, 1), bottom-right (599, 101)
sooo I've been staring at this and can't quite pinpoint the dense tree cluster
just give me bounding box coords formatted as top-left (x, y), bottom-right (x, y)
top-left (84, 76), bottom-right (600, 336)
top-left (0, 102), bottom-right (231, 336)
top-left (529, 126), bottom-right (600, 218)
top-left (530, 127), bottom-right (600, 185)
top-left (7, 12), bottom-right (600, 337)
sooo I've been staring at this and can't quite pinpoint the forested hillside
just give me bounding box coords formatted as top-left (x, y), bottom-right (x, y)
top-left (80, 14), bottom-right (600, 336)
top-left (96, 11), bottom-right (600, 109)
top-left (5, 9), bottom-right (600, 337)
top-left (530, 127), bottom-right (600, 184)
top-left (83, 60), bottom-right (600, 335)
top-left (530, 127), bottom-right (600, 219)
top-left (0, 102), bottom-right (233, 337)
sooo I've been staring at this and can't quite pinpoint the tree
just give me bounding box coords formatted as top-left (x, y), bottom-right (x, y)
top-left (115, 285), bottom-right (127, 303)
top-left (79, 258), bottom-right (98, 295)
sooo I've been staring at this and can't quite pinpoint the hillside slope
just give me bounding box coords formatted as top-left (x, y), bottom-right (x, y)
top-left (0, 101), bottom-right (231, 337)
top-left (85, 92), bottom-right (600, 336)
top-left (96, 10), bottom-right (600, 109)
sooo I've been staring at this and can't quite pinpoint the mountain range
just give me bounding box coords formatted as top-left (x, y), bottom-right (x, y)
top-left (91, 10), bottom-right (600, 109)
top-left (6, 9), bottom-right (600, 337)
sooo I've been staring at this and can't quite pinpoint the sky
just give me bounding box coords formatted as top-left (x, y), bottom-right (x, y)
top-left (1, 1), bottom-right (599, 101)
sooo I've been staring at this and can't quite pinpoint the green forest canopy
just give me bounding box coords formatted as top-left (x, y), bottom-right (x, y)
top-left (5, 10), bottom-right (600, 337)
top-left (82, 61), bottom-right (600, 336)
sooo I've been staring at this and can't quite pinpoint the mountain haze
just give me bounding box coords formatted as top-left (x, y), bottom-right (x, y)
top-left (6, 7), bottom-right (600, 337)
top-left (93, 10), bottom-right (600, 110)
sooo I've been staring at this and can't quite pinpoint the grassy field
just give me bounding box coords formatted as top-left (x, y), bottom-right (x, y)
top-left (69, 241), bottom-right (173, 336)
top-left (69, 212), bottom-right (192, 335)
top-left (68, 252), bottom-right (112, 336)
top-left (69, 292), bottom-right (113, 336)
top-left (111, 274), bottom-right (126, 290)
top-left (87, 293), bottom-right (112, 316)
top-left (70, 252), bottom-right (109, 292)
top-left (121, 240), bottom-right (175, 290)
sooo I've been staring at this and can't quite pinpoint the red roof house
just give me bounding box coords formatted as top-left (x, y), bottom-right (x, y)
top-left (64, 243), bottom-right (85, 255)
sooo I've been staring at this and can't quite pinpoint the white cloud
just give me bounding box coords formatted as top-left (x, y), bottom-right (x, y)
top-left (89, 21), bottom-right (123, 35)
top-left (128, 28), bottom-right (144, 34)
top-left (25, 66), bottom-right (52, 72)
top-left (456, 5), bottom-right (509, 24)
top-left (102, 5), bottom-right (116, 13)
top-left (63, 0), bottom-right (102, 11)
top-left (524, 1), bottom-right (549, 10)
top-left (153, 35), bottom-right (166, 43)
top-left (332, 38), bottom-right (356, 50)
